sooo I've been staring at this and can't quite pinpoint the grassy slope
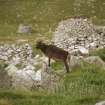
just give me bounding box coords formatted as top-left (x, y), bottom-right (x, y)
top-left (0, 1), bottom-right (105, 105)
top-left (0, 0), bottom-right (105, 42)
top-left (0, 62), bottom-right (105, 105)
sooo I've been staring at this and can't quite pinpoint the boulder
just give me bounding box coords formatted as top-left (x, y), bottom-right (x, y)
top-left (41, 62), bottom-right (62, 92)
top-left (5, 64), bottom-right (18, 76)
top-left (78, 47), bottom-right (89, 56)
top-left (83, 56), bottom-right (105, 68)
top-left (95, 101), bottom-right (105, 105)
top-left (34, 70), bottom-right (41, 81)
top-left (0, 62), bottom-right (12, 89)
top-left (5, 64), bottom-right (41, 90)
top-left (12, 69), bottom-right (36, 89)
top-left (69, 55), bottom-right (83, 70)
top-left (0, 70), bottom-right (12, 89)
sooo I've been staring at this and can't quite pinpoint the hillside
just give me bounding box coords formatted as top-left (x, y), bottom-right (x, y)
top-left (0, 1), bottom-right (105, 105)
top-left (0, 0), bottom-right (105, 42)
top-left (0, 62), bottom-right (105, 105)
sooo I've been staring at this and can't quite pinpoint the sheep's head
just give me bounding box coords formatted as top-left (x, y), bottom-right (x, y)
top-left (36, 40), bottom-right (45, 49)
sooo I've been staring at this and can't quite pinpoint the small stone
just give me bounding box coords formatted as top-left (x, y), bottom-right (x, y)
top-left (17, 24), bottom-right (32, 33)
top-left (34, 70), bottom-right (41, 81)
top-left (78, 47), bottom-right (89, 55)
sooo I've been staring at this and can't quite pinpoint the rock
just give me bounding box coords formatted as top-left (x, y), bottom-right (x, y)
top-left (23, 64), bottom-right (35, 71)
top-left (41, 62), bottom-right (62, 92)
top-left (5, 64), bottom-right (18, 76)
top-left (95, 25), bottom-right (105, 35)
top-left (78, 47), bottom-right (89, 56)
top-left (69, 55), bottom-right (83, 69)
top-left (83, 56), bottom-right (105, 68)
top-left (16, 39), bottom-right (28, 43)
top-left (34, 54), bottom-right (40, 59)
top-left (12, 69), bottom-right (36, 89)
top-left (5, 63), bottom-right (42, 90)
top-left (0, 70), bottom-right (12, 89)
top-left (0, 43), bottom-right (62, 91)
top-left (52, 18), bottom-right (105, 55)
top-left (34, 70), bottom-right (41, 81)
top-left (0, 62), bottom-right (12, 89)
top-left (95, 101), bottom-right (105, 105)
top-left (17, 24), bottom-right (33, 33)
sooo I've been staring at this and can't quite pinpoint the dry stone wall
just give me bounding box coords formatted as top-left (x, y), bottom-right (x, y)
top-left (52, 18), bottom-right (105, 55)
top-left (0, 43), bottom-right (61, 90)
top-left (0, 43), bottom-right (33, 66)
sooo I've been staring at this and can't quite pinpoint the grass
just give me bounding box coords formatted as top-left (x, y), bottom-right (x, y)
top-left (51, 61), bottom-right (65, 71)
top-left (0, 0), bottom-right (105, 43)
top-left (90, 48), bottom-right (105, 61)
top-left (0, 0), bottom-right (105, 105)
top-left (0, 62), bottom-right (105, 105)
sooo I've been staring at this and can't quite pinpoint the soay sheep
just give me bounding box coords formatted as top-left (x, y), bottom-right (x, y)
top-left (36, 41), bottom-right (70, 73)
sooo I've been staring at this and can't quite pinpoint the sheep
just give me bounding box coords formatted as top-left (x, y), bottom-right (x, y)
top-left (36, 41), bottom-right (70, 73)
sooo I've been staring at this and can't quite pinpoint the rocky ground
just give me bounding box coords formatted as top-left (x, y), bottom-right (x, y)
top-left (0, 17), bottom-right (105, 92)
top-left (0, 43), bottom-right (61, 91)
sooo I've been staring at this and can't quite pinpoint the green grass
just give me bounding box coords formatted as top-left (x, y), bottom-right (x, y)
top-left (0, 0), bottom-right (105, 42)
top-left (0, 62), bottom-right (105, 105)
top-left (1, 0), bottom-right (105, 105)
top-left (51, 62), bottom-right (64, 71)
top-left (90, 48), bottom-right (105, 61)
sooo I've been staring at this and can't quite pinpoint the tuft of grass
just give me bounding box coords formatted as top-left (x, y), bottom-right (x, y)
top-left (90, 48), bottom-right (105, 61)
top-left (51, 61), bottom-right (64, 71)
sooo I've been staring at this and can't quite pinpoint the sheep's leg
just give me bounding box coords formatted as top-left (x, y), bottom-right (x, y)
top-left (48, 57), bottom-right (51, 66)
top-left (64, 60), bottom-right (69, 73)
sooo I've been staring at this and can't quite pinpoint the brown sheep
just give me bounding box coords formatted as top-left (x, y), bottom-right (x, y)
top-left (36, 41), bottom-right (70, 73)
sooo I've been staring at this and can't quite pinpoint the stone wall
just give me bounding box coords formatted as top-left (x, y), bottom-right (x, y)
top-left (0, 43), bottom-right (33, 66)
top-left (52, 18), bottom-right (105, 55)
top-left (0, 43), bottom-right (61, 91)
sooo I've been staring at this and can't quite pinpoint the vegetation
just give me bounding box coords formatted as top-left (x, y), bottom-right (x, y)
top-left (0, 61), bottom-right (8, 71)
top-left (51, 61), bottom-right (64, 71)
top-left (0, 62), bottom-right (105, 105)
top-left (0, 0), bottom-right (105, 42)
top-left (90, 48), bottom-right (105, 61)
top-left (0, 0), bottom-right (105, 105)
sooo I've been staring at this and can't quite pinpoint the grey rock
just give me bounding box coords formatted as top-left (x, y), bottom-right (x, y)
top-left (5, 64), bottom-right (18, 76)
top-left (0, 61), bottom-right (12, 89)
top-left (40, 62), bottom-right (63, 92)
top-left (17, 24), bottom-right (33, 33)
top-left (69, 55), bottom-right (83, 70)
top-left (12, 69), bottom-right (36, 90)
top-left (83, 56), bottom-right (105, 68)
top-left (0, 70), bottom-right (12, 89)
top-left (95, 101), bottom-right (105, 105)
